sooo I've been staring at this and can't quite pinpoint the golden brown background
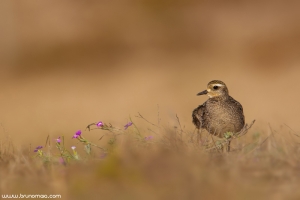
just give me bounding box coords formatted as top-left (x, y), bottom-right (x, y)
top-left (0, 0), bottom-right (300, 147)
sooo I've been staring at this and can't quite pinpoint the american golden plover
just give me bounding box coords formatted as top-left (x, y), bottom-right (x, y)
top-left (192, 80), bottom-right (245, 152)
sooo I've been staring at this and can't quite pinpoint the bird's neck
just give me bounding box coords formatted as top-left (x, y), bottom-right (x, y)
top-left (210, 95), bottom-right (229, 101)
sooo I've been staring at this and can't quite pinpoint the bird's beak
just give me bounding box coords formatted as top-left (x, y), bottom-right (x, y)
top-left (197, 90), bottom-right (208, 96)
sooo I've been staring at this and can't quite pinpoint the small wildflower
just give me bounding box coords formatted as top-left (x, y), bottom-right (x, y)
top-left (124, 122), bottom-right (133, 130)
top-left (72, 130), bottom-right (82, 139)
top-left (72, 146), bottom-right (79, 160)
top-left (72, 135), bottom-right (79, 139)
top-left (56, 137), bottom-right (61, 143)
top-left (145, 136), bottom-right (153, 141)
top-left (59, 157), bottom-right (66, 165)
top-left (33, 146), bottom-right (43, 152)
top-left (75, 130), bottom-right (81, 135)
top-left (96, 121), bottom-right (104, 127)
top-left (100, 152), bottom-right (107, 159)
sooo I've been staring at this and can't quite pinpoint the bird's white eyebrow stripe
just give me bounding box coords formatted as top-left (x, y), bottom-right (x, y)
top-left (213, 84), bottom-right (224, 87)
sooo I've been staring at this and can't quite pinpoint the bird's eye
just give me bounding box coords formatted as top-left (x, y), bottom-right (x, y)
top-left (213, 85), bottom-right (219, 90)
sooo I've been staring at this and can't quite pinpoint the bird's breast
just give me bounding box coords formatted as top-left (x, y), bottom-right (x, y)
top-left (203, 99), bottom-right (244, 137)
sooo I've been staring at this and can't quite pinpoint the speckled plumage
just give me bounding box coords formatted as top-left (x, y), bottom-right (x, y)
top-left (192, 80), bottom-right (245, 151)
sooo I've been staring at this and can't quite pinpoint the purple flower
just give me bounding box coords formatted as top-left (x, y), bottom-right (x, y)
top-left (96, 121), bottom-right (104, 127)
top-left (59, 157), bottom-right (66, 165)
top-left (71, 146), bottom-right (76, 150)
top-left (56, 137), bottom-right (61, 143)
top-left (33, 146), bottom-right (43, 152)
top-left (72, 130), bottom-right (81, 139)
top-left (124, 122), bottom-right (133, 130)
top-left (75, 130), bottom-right (81, 135)
top-left (145, 136), bottom-right (153, 141)
top-left (100, 152), bottom-right (107, 159)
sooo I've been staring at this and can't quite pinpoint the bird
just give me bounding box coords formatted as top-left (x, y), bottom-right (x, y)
top-left (192, 80), bottom-right (245, 152)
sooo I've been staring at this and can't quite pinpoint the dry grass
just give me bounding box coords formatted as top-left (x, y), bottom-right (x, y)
top-left (1, 1), bottom-right (300, 199)
top-left (1, 115), bottom-right (300, 200)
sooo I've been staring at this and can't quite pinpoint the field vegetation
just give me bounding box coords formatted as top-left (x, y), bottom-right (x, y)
top-left (1, 113), bottom-right (300, 200)
top-left (1, 1), bottom-right (300, 199)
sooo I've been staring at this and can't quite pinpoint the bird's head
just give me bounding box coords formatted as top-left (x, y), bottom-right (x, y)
top-left (197, 80), bottom-right (229, 98)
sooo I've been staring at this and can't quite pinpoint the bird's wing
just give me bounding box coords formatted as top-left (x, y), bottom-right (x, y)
top-left (229, 96), bottom-right (245, 124)
top-left (192, 103), bottom-right (205, 129)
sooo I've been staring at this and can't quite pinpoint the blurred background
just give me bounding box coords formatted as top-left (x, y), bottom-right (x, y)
top-left (0, 0), bottom-right (300, 147)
